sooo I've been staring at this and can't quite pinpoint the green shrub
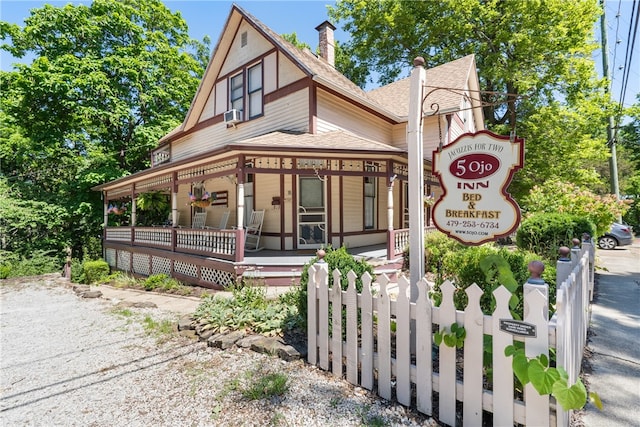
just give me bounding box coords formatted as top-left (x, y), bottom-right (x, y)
top-left (109, 271), bottom-right (139, 288)
top-left (424, 231), bottom-right (464, 274)
top-left (437, 245), bottom-right (556, 317)
top-left (0, 264), bottom-right (10, 279)
top-left (522, 180), bottom-right (626, 237)
top-left (142, 273), bottom-right (185, 292)
top-left (70, 258), bottom-right (84, 283)
top-left (297, 246), bottom-right (375, 326)
top-left (0, 250), bottom-right (61, 279)
top-left (516, 213), bottom-right (596, 259)
top-left (81, 260), bottom-right (110, 284)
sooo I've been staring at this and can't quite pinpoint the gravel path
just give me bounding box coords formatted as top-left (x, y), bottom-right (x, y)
top-left (1, 276), bottom-right (435, 426)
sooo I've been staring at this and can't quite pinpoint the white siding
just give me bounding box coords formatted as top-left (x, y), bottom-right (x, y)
top-left (171, 89), bottom-right (309, 162)
top-left (201, 86), bottom-right (217, 121)
top-left (342, 176), bottom-right (362, 233)
top-left (423, 115), bottom-right (443, 160)
top-left (390, 116), bottom-right (447, 159)
top-left (316, 90), bottom-right (392, 143)
top-left (264, 52), bottom-right (277, 94)
top-left (214, 80), bottom-right (227, 118)
top-left (279, 52), bottom-right (306, 87)
top-left (220, 21), bottom-right (273, 77)
top-left (390, 124), bottom-right (407, 149)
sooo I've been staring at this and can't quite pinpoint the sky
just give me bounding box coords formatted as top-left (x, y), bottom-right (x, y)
top-left (0, 0), bottom-right (638, 109)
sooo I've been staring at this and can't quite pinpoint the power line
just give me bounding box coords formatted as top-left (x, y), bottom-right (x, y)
top-left (616, 0), bottom-right (639, 112)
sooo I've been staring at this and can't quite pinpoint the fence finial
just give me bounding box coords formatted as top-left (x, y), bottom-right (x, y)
top-left (527, 260), bottom-right (545, 284)
top-left (558, 246), bottom-right (571, 262)
top-left (572, 238), bottom-right (581, 249)
top-left (316, 249), bottom-right (326, 263)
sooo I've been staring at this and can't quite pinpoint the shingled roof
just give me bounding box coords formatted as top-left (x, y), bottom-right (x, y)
top-left (229, 129), bottom-right (404, 153)
top-left (366, 55), bottom-right (477, 117)
top-left (240, 4), bottom-right (477, 121)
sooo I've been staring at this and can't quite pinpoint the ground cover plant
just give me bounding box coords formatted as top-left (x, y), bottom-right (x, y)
top-left (193, 283), bottom-right (302, 336)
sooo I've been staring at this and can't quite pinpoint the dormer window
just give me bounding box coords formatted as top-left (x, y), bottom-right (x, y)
top-left (229, 62), bottom-right (263, 122)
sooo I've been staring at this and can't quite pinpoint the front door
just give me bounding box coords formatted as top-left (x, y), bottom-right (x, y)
top-left (298, 177), bottom-right (326, 249)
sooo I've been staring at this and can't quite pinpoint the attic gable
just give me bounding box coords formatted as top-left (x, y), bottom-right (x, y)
top-left (182, 5), bottom-right (314, 131)
top-left (367, 55), bottom-right (479, 119)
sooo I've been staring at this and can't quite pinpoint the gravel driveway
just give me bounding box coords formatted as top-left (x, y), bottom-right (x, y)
top-left (1, 276), bottom-right (434, 426)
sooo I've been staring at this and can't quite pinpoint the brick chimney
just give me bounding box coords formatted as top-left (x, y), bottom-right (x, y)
top-left (315, 21), bottom-right (336, 67)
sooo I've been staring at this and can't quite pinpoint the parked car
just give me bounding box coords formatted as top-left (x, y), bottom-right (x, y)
top-left (598, 223), bottom-right (634, 249)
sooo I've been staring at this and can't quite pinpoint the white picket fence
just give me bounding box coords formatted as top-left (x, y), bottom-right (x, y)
top-left (306, 243), bottom-right (594, 427)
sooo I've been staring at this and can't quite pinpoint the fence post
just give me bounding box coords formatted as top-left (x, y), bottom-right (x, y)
top-left (582, 234), bottom-right (595, 301)
top-left (523, 261), bottom-right (550, 427)
top-left (570, 238), bottom-right (581, 268)
top-left (556, 246), bottom-right (573, 288)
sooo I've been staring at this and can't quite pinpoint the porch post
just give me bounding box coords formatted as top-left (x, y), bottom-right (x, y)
top-left (237, 182), bottom-right (245, 229)
top-left (387, 178), bottom-right (395, 231)
top-left (131, 197), bottom-right (137, 226)
top-left (172, 172), bottom-right (179, 227)
top-left (103, 195), bottom-right (109, 228)
top-left (386, 177), bottom-right (395, 259)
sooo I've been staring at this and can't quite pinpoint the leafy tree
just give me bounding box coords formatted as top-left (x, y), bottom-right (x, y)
top-left (0, 0), bottom-right (208, 258)
top-left (521, 180), bottom-right (627, 237)
top-left (329, 0), bottom-right (602, 127)
top-left (0, 177), bottom-right (69, 259)
top-left (328, 0), bottom-right (614, 199)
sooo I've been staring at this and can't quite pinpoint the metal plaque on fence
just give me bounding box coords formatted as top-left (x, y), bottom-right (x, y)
top-left (499, 319), bottom-right (537, 337)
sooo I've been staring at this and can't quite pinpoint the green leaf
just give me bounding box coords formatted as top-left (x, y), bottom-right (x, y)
top-left (552, 378), bottom-right (587, 411)
top-left (589, 392), bottom-right (603, 411)
top-left (434, 331), bottom-right (443, 346)
top-left (443, 334), bottom-right (455, 348)
top-left (511, 350), bottom-right (530, 385)
top-left (528, 358), bottom-right (560, 395)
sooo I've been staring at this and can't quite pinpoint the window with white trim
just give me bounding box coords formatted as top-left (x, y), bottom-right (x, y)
top-left (230, 73), bottom-right (244, 117)
top-left (247, 63), bottom-right (263, 118)
top-left (229, 62), bottom-right (263, 122)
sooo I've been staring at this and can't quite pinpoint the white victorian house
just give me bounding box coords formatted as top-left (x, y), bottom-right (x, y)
top-left (93, 5), bottom-right (485, 288)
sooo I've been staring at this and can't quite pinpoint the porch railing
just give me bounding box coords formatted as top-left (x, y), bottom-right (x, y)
top-left (105, 227), bottom-right (242, 261)
top-left (387, 225), bottom-right (437, 258)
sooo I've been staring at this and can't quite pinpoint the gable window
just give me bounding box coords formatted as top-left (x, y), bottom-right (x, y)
top-left (230, 73), bottom-right (244, 116)
top-left (247, 63), bottom-right (263, 118)
top-left (228, 62), bottom-right (263, 122)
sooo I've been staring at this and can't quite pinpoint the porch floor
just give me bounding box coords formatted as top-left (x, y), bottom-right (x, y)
top-left (239, 244), bottom-right (404, 285)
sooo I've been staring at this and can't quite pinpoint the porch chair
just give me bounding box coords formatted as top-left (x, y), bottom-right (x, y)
top-left (165, 211), bottom-right (180, 227)
top-left (192, 211), bottom-right (207, 229)
top-left (217, 210), bottom-right (230, 229)
top-left (244, 209), bottom-right (265, 252)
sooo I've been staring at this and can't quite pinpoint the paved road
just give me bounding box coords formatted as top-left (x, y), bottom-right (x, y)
top-left (581, 239), bottom-right (640, 426)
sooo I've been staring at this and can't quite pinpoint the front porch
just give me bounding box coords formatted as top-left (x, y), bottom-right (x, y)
top-left (103, 226), bottom-right (424, 288)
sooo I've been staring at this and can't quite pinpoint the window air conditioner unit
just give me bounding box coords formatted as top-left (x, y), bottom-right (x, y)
top-left (224, 109), bottom-right (241, 125)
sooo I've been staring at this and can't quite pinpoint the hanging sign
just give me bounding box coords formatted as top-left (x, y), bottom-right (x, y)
top-left (432, 130), bottom-right (524, 245)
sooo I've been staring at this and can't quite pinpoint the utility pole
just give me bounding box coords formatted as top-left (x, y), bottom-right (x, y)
top-left (600, 0), bottom-right (621, 203)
